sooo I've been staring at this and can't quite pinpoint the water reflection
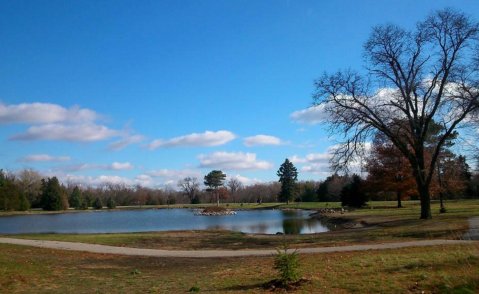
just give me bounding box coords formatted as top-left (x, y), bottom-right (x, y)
top-left (0, 209), bottom-right (330, 235)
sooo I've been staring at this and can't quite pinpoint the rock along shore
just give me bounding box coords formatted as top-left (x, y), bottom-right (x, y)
top-left (194, 210), bottom-right (237, 216)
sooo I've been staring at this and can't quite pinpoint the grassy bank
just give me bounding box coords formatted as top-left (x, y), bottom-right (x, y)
top-left (1, 242), bottom-right (478, 293)
top-left (4, 200), bottom-right (479, 250)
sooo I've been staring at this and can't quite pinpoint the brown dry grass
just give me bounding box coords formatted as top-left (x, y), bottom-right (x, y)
top-left (1, 242), bottom-right (479, 293)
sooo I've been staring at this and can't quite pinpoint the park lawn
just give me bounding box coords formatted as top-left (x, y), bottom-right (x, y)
top-left (1, 242), bottom-right (478, 294)
top-left (4, 200), bottom-right (479, 250)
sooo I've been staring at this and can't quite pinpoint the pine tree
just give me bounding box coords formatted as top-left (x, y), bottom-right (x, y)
top-left (340, 175), bottom-right (367, 208)
top-left (40, 177), bottom-right (67, 211)
top-left (69, 186), bottom-right (83, 209)
top-left (277, 159), bottom-right (298, 204)
top-left (92, 197), bottom-right (103, 209)
top-left (107, 197), bottom-right (116, 209)
top-left (204, 170), bottom-right (226, 207)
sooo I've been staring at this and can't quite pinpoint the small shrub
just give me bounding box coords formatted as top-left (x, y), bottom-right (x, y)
top-left (440, 207), bottom-right (447, 213)
top-left (92, 197), bottom-right (103, 209)
top-left (273, 244), bottom-right (301, 284)
top-left (189, 286), bottom-right (201, 292)
top-left (107, 197), bottom-right (116, 209)
top-left (191, 195), bottom-right (201, 204)
top-left (202, 206), bottom-right (226, 213)
top-left (131, 269), bottom-right (141, 275)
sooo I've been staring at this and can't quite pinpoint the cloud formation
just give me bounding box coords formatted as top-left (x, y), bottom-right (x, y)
top-left (54, 162), bottom-right (134, 172)
top-left (19, 154), bottom-right (71, 162)
top-left (108, 135), bottom-right (146, 151)
top-left (147, 169), bottom-right (203, 183)
top-left (289, 153), bottom-right (330, 164)
top-left (1, 101), bottom-right (126, 142)
top-left (0, 102), bottom-right (99, 125)
top-left (146, 130), bottom-right (236, 150)
top-left (10, 123), bottom-right (123, 142)
top-left (290, 105), bottom-right (328, 125)
top-left (198, 151), bottom-right (274, 171)
top-left (227, 174), bottom-right (262, 186)
top-left (289, 152), bottom-right (332, 175)
top-left (243, 135), bottom-right (286, 147)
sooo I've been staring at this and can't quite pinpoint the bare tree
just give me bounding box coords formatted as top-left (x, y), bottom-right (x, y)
top-left (314, 8), bottom-right (479, 219)
top-left (227, 178), bottom-right (243, 203)
top-left (177, 177), bottom-right (199, 204)
top-left (15, 168), bottom-right (43, 206)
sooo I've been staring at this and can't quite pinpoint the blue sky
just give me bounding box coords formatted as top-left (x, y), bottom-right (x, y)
top-left (1, 0), bottom-right (478, 187)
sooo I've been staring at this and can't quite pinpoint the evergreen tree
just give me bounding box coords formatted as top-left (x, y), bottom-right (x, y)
top-left (107, 197), bottom-right (116, 209)
top-left (191, 194), bottom-right (201, 204)
top-left (302, 182), bottom-right (317, 202)
top-left (69, 186), bottom-right (83, 209)
top-left (277, 159), bottom-right (298, 204)
top-left (92, 197), bottom-right (103, 209)
top-left (83, 193), bottom-right (93, 208)
top-left (204, 170), bottom-right (226, 207)
top-left (340, 175), bottom-right (367, 207)
top-left (40, 177), bottom-right (67, 211)
top-left (0, 170), bottom-right (31, 211)
top-left (18, 192), bottom-right (30, 211)
top-left (317, 182), bottom-right (329, 202)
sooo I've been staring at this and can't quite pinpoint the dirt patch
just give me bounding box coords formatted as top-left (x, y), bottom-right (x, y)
top-left (309, 212), bottom-right (360, 229)
top-left (262, 278), bottom-right (312, 292)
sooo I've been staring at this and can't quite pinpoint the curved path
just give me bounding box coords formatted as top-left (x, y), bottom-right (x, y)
top-left (0, 238), bottom-right (474, 258)
top-left (463, 216), bottom-right (479, 240)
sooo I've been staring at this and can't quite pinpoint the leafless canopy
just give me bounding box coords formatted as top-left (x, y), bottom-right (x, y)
top-left (316, 9), bottom-right (478, 181)
top-left (177, 177), bottom-right (199, 202)
top-left (313, 9), bottom-right (479, 218)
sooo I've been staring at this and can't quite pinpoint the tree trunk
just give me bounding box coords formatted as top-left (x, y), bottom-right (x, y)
top-left (418, 184), bottom-right (432, 219)
top-left (216, 188), bottom-right (219, 207)
top-left (397, 191), bottom-right (402, 208)
top-left (437, 164), bottom-right (445, 210)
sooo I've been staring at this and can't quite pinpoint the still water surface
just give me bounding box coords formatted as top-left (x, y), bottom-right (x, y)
top-left (0, 209), bottom-right (329, 235)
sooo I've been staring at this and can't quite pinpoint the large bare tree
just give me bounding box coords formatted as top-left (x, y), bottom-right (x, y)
top-left (227, 178), bottom-right (243, 203)
top-left (313, 9), bottom-right (479, 219)
top-left (177, 177), bottom-right (200, 204)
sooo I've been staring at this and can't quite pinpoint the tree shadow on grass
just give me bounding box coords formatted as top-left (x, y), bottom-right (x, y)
top-left (221, 279), bottom-right (312, 292)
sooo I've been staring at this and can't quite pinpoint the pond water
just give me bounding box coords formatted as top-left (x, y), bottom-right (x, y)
top-left (0, 209), bottom-right (330, 235)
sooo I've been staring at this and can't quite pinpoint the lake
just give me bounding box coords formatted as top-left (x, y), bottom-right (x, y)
top-left (0, 209), bottom-right (329, 235)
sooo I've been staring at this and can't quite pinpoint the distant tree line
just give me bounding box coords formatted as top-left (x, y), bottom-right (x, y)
top-left (1, 147), bottom-right (478, 212)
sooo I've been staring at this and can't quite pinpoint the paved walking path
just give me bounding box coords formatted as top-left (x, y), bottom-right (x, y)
top-left (463, 216), bottom-right (479, 240)
top-left (0, 238), bottom-right (474, 258)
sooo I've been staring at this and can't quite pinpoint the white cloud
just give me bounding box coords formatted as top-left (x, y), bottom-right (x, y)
top-left (54, 162), bottom-right (134, 172)
top-left (147, 169), bottom-right (203, 183)
top-left (146, 130), bottom-right (236, 150)
top-left (66, 174), bottom-right (135, 186)
top-left (10, 123), bottom-right (123, 142)
top-left (43, 172), bottom-right (166, 188)
top-left (301, 163), bottom-right (331, 175)
top-left (19, 154), bottom-right (71, 162)
top-left (289, 153), bottom-right (330, 164)
top-left (198, 151), bottom-right (274, 171)
top-left (290, 105), bottom-right (328, 125)
top-left (108, 135), bottom-right (146, 151)
top-left (0, 102), bottom-right (99, 125)
top-left (134, 174), bottom-right (155, 186)
top-left (291, 143), bottom-right (371, 175)
top-left (110, 162), bottom-right (134, 170)
top-left (243, 135), bottom-right (287, 147)
top-left (289, 152), bottom-right (331, 175)
top-left (227, 174), bottom-right (262, 186)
